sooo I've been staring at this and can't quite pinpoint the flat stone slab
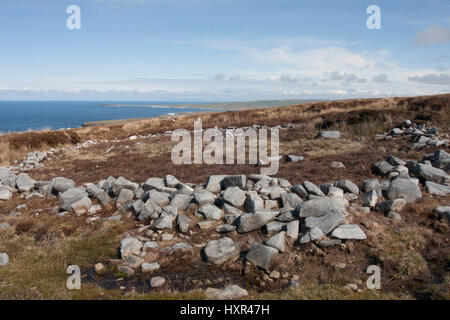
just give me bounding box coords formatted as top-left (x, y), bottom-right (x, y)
top-left (331, 224), bottom-right (367, 240)
top-left (246, 243), bottom-right (278, 270)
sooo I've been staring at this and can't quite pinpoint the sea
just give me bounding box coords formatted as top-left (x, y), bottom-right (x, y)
top-left (0, 101), bottom-right (220, 133)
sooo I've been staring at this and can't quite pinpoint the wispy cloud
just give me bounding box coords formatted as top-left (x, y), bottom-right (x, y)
top-left (408, 73), bottom-right (450, 84)
top-left (415, 25), bottom-right (450, 45)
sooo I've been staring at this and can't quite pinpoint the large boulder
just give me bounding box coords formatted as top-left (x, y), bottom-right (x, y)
top-left (0, 167), bottom-right (12, 181)
top-left (86, 183), bottom-right (110, 206)
top-left (387, 178), bottom-right (422, 203)
top-left (203, 237), bottom-right (240, 265)
top-left (223, 187), bottom-right (246, 207)
top-left (237, 210), bottom-right (278, 233)
top-left (151, 214), bottom-right (175, 230)
top-left (146, 190), bottom-right (171, 207)
top-left (169, 193), bottom-right (192, 211)
top-left (373, 161), bottom-right (394, 176)
top-left (363, 178), bottom-right (381, 192)
top-left (137, 199), bottom-right (162, 221)
top-left (291, 184), bottom-right (308, 198)
top-left (331, 224), bottom-right (366, 240)
top-left (246, 243), bottom-right (279, 270)
top-left (116, 188), bottom-right (134, 208)
top-left (296, 197), bottom-right (342, 218)
top-left (281, 193), bottom-right (303, 209)
top-left (59, 187), bottom-right (88, 211)
top-left (110, 176), bottom-right (138, 196)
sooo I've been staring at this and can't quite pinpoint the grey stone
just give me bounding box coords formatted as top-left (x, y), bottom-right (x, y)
top-left (223, 213), bottom-right (241, 224)
top-left (375, 199), bottom-right (406, 213)
top-left (299, 227), bottom-right (325, 244)
top-left (141, 262), bottom-right (160, 273)
top-left (237, 210), bottom-right (278, 233)
top-left (302, 181), bottom-right (325, 196)
top-left (246, 243), bottom-right (278, 270)
top-left (194, 190), bottom-right (216, 206)
top-left (116, 188), bottom-right (134, 208)
top-left (334, 179), bottom-right (359, 195)
top-left (176, 183), bottom-right (194, 196)
top-left (177, 213), bottom-right (191, 233)
top-left (331, 161), bottom-right (345, 169)
top-left (215, 224), bottom-right (237, 233)
top-left (223, 203), bottom-right (243, 215)
top-left (223, 187), bottom-right (246, 207)
top-left (205, 175), bottom-right (226, 193)
top-left (143, 241), bottom-right (159, 251)
top-left (0, 252), bottom-right (9, 266)
top-left (316, 239), bottom-right (341, 248)
top-left (285, 220), bottom-right (299, 239)
top-left (259, 186), bottom-right (286, 199)
top-left (414, 164), bottom-right (450, 185)
top-left (266, 231), bottom-right (286, 252)
top-left (285, 155), bottom-right (304, 163)
top-left (373, 161), bottom-right (394, 176)
top-left (362, 190), bottom-right (378, 208)
top-left (425, 181), bottom-right (450, 196)
top-left (70, 197), bottom-right (92, 214)
top-left (296, 197), bottom-right (342, 218)
top-left (203, 237), bottom-right (240, 265)
top-left (118, 265), bottom-right (135, 276)
top-left (120, 237), bottom-right (143, 257)
top-left (281, 193), bottom-right (303, 209)
top-left (110, 176), bottom-right (138, 196)
top-left (304, 210), bottom-right (345, 234)
top-left (363, 178), bottom-right (381, 192)
top-left (169, 193), bottom-right (192, 211)
top-left (263, 221), bottom-right (285, 234)
top-left (163, 242), bottom-right (193, 252)
top-left (165, 174), bottom-right (180, 188)
top-left (52, 177), bottom-right (75, 193)
top-left (386, 211), bottom-right (402, 220)
top-left (16, 173), bottom-right (35, 192)
top-left (206, 285), bottom-right (248, 300)
top-left (387, 155), bottom-right (406, 166)
top-left (143, 177), bottom-right (166, 191)
top-left (291, 185), bottom-right (308, 198)
top-left (151, 214), bottom-right (175, 230)
top-left (0, 189), bottom-right (12, 201)
top-left (149, 276), bottom-right (166, 288)
top-left (0, 222), bottom-right (11, 231)
top-left (316, 131), bottom-right (340, 139)
top-left (199, 204), bottom-right (223, 220)
top-left (0, 167), bottom-right (12, 181)
top-left (221, 175), bottom-right (246, 189)
top-left (387, 178), bottom-right (422, 203)
top-left (146, 190), bottom-right (171, 207)
top-left (436, 206), bottom-right (450, 221)
top-left (244, 193), bottom-right (264, 213)
top-left (275, 207), bottom-right (295, 222)
top-left (86, 183), bottom-right (110, 206)
top-left (331, 224), bottom-right (366, 240)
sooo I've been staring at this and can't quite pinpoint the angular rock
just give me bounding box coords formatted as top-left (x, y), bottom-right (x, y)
top-left (363, 178), bottom-right (381, 192)
top-left (203, 237), bottom-right (240, 265)
top-left (221, 175), bottom-right (246, 189)
top-left (302, 181), bottom-right (325, 196)
top-left (425, 181), bottom-right (450, 196)
top-left (205, 175), bottom-right (226, 193)
top-left (198, 204), bottom-right (223, 220)
top-left (375, 199), bottom-right (406, 213)
top-left (362, 190), bottom-right (378, 208)
top-left (120, 237), bottom-right (143, 257)
top-left (246, 243), bottom-right (278, 270)
top-left (291, 184), bottom-right (308, 198)
top-left (141, 262), bottom-right (160, 273)
top-left (194, 190), bottom-right (216, 206)
top-left (281, 193), bottom-right (303, 209)
top-left (285, 155), bottom-right (304, 163)
top-left (334, 179), bottom-right (359, 195)
top-left (414, 164), bottom-right (450, 185)
top-left (436, 206), bottom-right (450, 221)
top-left (86, 183), bottom-right (110, 206)
top-left (146, 190), bottom-right (171, 207)
top-left (16, 173), bottom-right (35, 192)
top-left (177, 213), bottom-right (191, 233)
top-left (263, 221), bottom-right (285, 234)
top-left (373, 161), bottom-right (394, 176)
top-left (223, 187), bottom-right (246, 207)
top-left (215, 224), bottom-right (237, 233)
top-left (331, 224), bottom-right (366, 240)
top-left (143, 177), bottom-right (165, 192)
top-left (237, 210), bottom-right (278, 233)
top-left (266, 231), bottom-right (286, 252)
top-left (285, 220), bottom-right (299, 239)
top-left (164, 175), bottom-right (180, 188)
top-left (299, 227), bottom-right (325, 244)
top-left (169, 193), bottom-right (192, 211)
top-left (244, 193), bottom-right (264, 213)
top-left (151, 214), bottom-right (175, 230)
top-left (304, 210), bottom-right (345, 234)
top-left (70, 197), bottom-right (92, 214)
top-left (116, 188), bottom-right (134, 208)
top-left (387, 178), bottom-right (422, 203)
top-left (0, 189), bottom-right (12, 201)
top-left (296, 197), bottom-right (342, 218)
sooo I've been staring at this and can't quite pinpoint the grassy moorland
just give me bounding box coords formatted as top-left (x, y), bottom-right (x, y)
top-left (0, 94), bottom-right (449, 300)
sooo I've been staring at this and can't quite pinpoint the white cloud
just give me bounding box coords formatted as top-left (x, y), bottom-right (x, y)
top-left (408, 73), bottom-right (450, 85)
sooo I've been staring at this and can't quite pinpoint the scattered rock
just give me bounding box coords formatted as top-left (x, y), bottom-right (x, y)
top-left (246, 243), bottom-right (279, 270)
top-left (203, 237), bottom-right (240, 265)
top-left (206, 285), bottom-right (248, 300)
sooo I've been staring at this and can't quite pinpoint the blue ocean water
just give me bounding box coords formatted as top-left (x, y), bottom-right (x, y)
top-left (0, 101), bottom-right (217, 133)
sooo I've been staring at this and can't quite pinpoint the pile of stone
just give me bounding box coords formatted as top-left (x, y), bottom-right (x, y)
top-left (375, 120), bottom-right (449, 149)
top-left (8, 150), bottom-right (54, 172)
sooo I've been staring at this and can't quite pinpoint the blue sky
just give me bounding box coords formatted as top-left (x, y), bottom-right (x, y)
top-left (0, 0), bottom-right (449, 101)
